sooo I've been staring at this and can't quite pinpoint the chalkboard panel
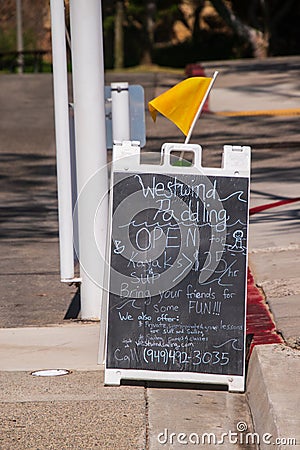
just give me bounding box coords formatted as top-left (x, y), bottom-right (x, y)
top-left (104, 143), bottom-right (250, 391)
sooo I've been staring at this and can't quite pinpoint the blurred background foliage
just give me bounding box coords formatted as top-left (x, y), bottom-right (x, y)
top-left (104, 0), bottom-right (300, 69)
top-left (0, 0), bottom-right (299, 72)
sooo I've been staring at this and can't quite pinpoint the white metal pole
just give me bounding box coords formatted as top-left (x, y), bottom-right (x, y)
top-left (111, 82), bottom-right (130, 142)
top-left (184, 71), bottom-right (218, 144)
top-left (50, 0), bottom-right (74, 280)
top-left (69, 0), bottom-right (108, 320)
top-left (16, 0), bottom-right (24, 73)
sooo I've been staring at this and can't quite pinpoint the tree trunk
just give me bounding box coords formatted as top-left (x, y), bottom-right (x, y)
top-left (192, 1), bottom-right (205, 43)
top-left (140, 0), bottom-right (156, 65)
top-left (114, 0), bottom-right (124, 69)
top-left (210, 0), bottom-right (267, 58)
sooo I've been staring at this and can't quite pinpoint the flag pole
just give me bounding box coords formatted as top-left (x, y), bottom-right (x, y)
top-left (184, 71), bottom-right (218, 145)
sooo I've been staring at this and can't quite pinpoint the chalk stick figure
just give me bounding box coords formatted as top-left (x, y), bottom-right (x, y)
top-left (231, 230), bottom-right (244, 250)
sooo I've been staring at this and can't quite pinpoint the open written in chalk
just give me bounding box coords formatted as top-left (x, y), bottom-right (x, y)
top-left (103, 142), bottom-right (251, 392)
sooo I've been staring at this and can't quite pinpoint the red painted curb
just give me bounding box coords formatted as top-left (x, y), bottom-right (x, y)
top-left (250, 197), bottom-right (300, 215)
top-left (246, 268), bottom-right (283, 356)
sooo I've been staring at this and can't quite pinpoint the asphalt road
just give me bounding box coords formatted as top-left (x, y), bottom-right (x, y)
top-left (0, 56), bottom-right (299, 327)
top-left (0, 57), bottom-right (299, 450)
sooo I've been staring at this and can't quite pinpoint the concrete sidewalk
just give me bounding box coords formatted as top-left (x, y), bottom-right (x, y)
top-left (203, 56), bottom-right (300, 114)
top-left (0, 57), bottom-right (300, 448)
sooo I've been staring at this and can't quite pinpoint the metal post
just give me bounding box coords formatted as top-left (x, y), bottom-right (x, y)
top-left (50, 0), bottom-right (74, 280)
top-left (16, 0), bottom-right (24, 73)
top-left (111, 82), bottom-right (130, 142)
top-left (69, 0), bottom-right (108, 320)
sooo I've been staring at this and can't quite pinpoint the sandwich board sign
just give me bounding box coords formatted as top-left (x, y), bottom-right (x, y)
top-left (103, 141), bottom-right (251, 392)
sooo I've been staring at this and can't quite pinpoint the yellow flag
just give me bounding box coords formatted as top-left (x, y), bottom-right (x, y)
top-left (148, 76), bottom-right (212, 136)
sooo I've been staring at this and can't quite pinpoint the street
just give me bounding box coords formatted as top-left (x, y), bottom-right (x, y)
top-left (0, 57), bottom-right (299, 448)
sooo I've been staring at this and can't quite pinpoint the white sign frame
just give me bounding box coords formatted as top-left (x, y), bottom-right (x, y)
top-left (102, 141), bottom-right (251, 392)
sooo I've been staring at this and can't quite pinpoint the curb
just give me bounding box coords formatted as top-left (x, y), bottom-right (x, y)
top-left (247, 344), bottom-right (300, 449)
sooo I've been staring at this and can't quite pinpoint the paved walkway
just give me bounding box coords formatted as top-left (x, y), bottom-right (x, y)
top-left (0, 57), bottom-right (300, 448)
